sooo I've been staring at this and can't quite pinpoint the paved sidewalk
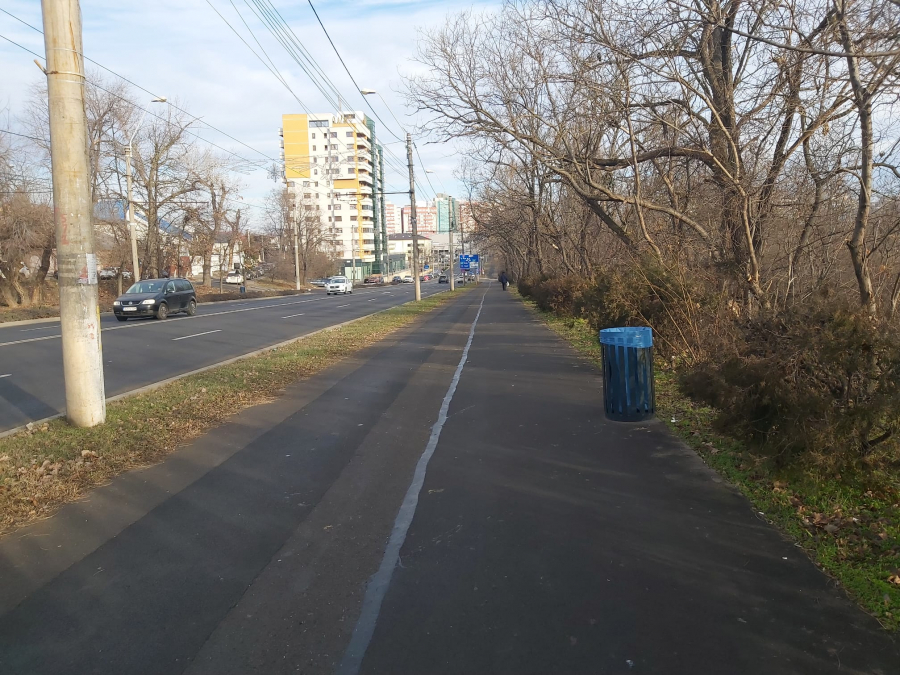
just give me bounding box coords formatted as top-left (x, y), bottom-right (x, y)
top-left (0, 287), bottom-right (896, 674)
top-left (357, 289), bottom-right (898, 674)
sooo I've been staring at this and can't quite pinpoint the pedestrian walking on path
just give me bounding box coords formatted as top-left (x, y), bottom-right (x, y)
top-left (499, 270), bottom-right (509, 290)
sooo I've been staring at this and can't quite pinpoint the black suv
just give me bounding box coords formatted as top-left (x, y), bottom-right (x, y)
top-left (113, 278), bottom-right (197, 321)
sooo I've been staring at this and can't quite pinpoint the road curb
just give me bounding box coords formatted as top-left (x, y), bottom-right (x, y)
top-left (0, 288), bottom-right (459, 440)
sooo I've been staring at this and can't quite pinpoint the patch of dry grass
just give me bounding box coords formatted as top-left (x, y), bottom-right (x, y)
top-left (0, 289), bottom-right (470, 534)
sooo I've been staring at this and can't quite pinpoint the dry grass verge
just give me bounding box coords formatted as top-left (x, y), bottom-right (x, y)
top-left (0, 289), bottom-right (470, 534)
top-left (514, 289), bottom-right (900, 632)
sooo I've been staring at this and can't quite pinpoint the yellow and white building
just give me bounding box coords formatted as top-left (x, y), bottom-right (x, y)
top-left (280, 112), bottom-right (378, 267)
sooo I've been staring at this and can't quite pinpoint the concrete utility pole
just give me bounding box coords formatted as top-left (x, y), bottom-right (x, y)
top-left (124, 146), bottom-right (140, 280)
top-left (406, 133), bottom-right (421, 302)
top-left (448, 202), bottom-right (456, 291)
top-left (42, 0), bottom-right (105, 427)
top-left (293, 216), bottom-right (301, 290)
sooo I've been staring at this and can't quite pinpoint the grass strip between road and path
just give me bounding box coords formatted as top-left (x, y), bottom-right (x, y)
top-left (514, 289), bottom-right (900, 632)
top-left (0, 288), bottom-right (473, 535)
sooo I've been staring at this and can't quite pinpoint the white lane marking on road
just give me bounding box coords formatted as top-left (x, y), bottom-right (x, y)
top-left (0, 373), bottom-right (11, 378)
top-left (281, 313), bottom-right (305, 319)
top-left (338, 290), bottom-right (487, 675)
top-left (367, 299), bottom-right (375, 302)
top-left (0, 287), bottom-right (418, 348)
top-left (20, 325), bottom-right (58, 332)
top-left (336, 304), bottom-right (350, 308)
top-left (0, 334), bottom-right (62, 347)
top-left (172, 329), bottom-right (222, 341)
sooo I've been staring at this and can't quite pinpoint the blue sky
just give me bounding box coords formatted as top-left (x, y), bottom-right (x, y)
top-left (0, 0), bottom-right (495, 223)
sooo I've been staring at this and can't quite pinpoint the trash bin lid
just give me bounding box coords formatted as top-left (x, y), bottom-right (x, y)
top-left (599, 326), bottom-right (652, 348)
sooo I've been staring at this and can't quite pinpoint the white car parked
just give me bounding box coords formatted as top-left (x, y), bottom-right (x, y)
top-left (326, 276), bottom-right (353, 295)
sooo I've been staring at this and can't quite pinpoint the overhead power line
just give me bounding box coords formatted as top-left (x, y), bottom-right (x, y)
top-left (0, 128), bottom-right (43, 142)
top-left (0, 6), bottom-right (281, 166)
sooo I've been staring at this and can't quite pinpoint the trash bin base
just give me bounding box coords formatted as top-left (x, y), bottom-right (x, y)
top-left (601, 342), bottom-right (655, 422)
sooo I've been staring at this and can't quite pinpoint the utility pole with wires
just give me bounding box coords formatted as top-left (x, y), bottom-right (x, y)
top-left (41, 0), bottom-right (106, 427)
top-left (292, 214), bottom-right (301, 290)
top-left (449, 203), bottom-right (456, 292)
top-left (406, 133), bottom-right (421, 302)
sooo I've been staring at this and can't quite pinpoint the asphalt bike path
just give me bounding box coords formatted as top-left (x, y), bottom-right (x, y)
top-left (0, 287), bottom-right (484, 674)
top-left (0, 287), bottom-right (896, 673)
top-left (0, 283), bottom-right (445, 432)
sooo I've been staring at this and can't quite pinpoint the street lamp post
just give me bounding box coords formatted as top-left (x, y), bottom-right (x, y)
top-left (125, 97), bottom-right (166, 280)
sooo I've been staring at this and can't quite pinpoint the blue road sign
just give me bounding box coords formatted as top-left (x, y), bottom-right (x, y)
top-left (459, 254), bottom-right (477, 270)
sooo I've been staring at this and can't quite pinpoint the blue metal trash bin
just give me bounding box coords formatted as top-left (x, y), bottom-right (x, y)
top-left (599, 327), bottom-right (655, 421)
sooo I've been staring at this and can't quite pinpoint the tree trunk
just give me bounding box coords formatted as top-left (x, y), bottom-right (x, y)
top-left (30, 245), bottom-right (53, 305)
top-left (838, 1), bottom-right (877, 316)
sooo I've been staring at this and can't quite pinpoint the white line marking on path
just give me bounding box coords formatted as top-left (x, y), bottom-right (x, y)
top-left (20, 325), bottom-right (57, 332)
top-left (172, 329), bottom-right (222, 341)
top-left (281, 313), bottom-right (305, 319)
top-left (338, 290), bottom-right (487, 675)
top-left (336, 304), bottom-right (350, 308)
top-left (0, 373), bottom-right (11, 378)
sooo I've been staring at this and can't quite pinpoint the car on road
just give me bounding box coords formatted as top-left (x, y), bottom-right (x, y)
top-left (224, 272), bottom-right (244, 284)
top-left (364, 274), bottom-right (384, 285)
top-left (402, 275), bottom-right (414, 284)
top-left (99, 267), bottom-right (133, 281)
top-left (391, 275), bottom-right (402, 285)
top-left (113, 278), bottom-right (197, 321)
top-left (326, 276), bottom-right (353, 295)
top-left (456, 276), bottom-right (466, 284)
top-left (310, 278), bottom-right (328, 287)
top-left (438, 274), bottom-right (449, 284)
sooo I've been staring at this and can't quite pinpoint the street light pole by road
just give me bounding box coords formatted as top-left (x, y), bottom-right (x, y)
top-left (41, 0), bottom-right (105, 427)
top-left (406, 133), bottom-right (421, 302)
top-left (125, 97), bottom-right (166, 281)
top-left (292, 218), bottom-right (301, 290)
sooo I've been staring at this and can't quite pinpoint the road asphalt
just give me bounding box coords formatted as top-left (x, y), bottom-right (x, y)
top-left (0, 287), bottom-right (896, 674)
top-left (0, 282), bottom-right (446, 432)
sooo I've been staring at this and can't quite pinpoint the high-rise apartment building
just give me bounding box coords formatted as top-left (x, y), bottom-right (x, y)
top-left (401, 203), bottom-right (437, 235)
top-left (434, 193), bottom-right (458, 234)
top-left (280, 112), bottom-right (385, 273)
top-left (384, 201), bottom-right (402, 235)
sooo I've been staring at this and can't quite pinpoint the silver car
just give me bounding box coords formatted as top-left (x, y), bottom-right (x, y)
top-left (326, 276), bottom-right (353, 295)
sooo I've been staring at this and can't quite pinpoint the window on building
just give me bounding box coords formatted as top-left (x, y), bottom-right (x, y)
top-left (334, 216), bottom-right (343, 222)
top-left (314, 169), bottom-right (318, 175)
top-left (312, 145), bottom-right (316, 151)
top-left (330, 131), bottom-right (337, 138)
top-left (315, 182), bottom-right (319, 187)
top-left (311, 133), bottom-right (316, 139)
top-left (303, 193), bottom-right (312, 198)
top-left (310, 120), bottom-right (329, 128)
top-left (347, 168), bottom-right (355, 174)
top-left (334, 204), bottom-right (341, 210)
top-left (302, 181), bottom-right (310, 187)
top-left (346, 131), bottom-right (353, 137)
top-left (351, 215), bottom-right (358, 221)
